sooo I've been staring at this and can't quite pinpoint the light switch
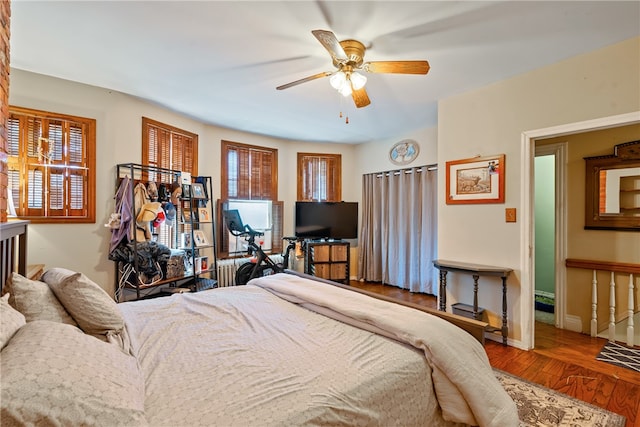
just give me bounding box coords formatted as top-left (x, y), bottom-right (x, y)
top-left (505, 208), bottom-right (516, 223)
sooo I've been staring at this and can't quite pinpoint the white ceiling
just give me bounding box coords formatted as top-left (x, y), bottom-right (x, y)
top-left (9, 1), bottom-right (640, 144)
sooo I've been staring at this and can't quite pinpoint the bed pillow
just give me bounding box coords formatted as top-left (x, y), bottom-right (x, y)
top-left (3, 272), bottom-right (77, 325)
top-left (0, 294), bottom-right (25, 350)
top-left (41, 268), bottom-right (127, 349)
top-left (0, 320), bottom-right (147, 426)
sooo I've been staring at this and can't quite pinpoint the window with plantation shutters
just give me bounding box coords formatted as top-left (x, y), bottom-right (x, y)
top-left (142, 117), bottom-right (198, 181)
top-left (6, 106), bottom-right (96, 223)
top-left (297, 153), bottom-right (342, 201)
top-left (222, 140), bottom-right (277, 200)
top-left (219, 141), bottom-right (281, 258)
top-left (142, 117), bottom-right (198, 247)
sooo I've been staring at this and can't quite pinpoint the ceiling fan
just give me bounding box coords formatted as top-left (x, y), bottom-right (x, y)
top-left (276, 29), bottom-right (430, 108)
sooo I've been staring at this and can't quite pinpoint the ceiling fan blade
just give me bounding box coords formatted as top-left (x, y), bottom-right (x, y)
top-left (312, 29), bottom-right (348, 62)
top-left (352, 87), bottom-right (371, 108)
top-left (276, 71), bottom-right (332, 90)
top-left (363, 60), bottom-right (430, 75)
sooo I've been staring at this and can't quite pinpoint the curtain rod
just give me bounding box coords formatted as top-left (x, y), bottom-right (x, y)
top-left (371, 163), bottom-right (437, 178)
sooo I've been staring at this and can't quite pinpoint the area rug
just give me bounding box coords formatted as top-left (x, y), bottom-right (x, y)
top-left (596, 341), bottom-right (640, 373)
top-left (495, 369), bottom-right (626, 427)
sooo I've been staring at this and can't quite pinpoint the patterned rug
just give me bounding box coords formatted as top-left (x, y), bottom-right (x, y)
top-left (495, 369), bottom-right (626, 427)
top-left (596, 341), bottom-right (640, 372)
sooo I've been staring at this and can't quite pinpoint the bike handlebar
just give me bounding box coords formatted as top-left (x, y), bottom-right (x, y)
top-left (244, 224), bottom-right (264, 238)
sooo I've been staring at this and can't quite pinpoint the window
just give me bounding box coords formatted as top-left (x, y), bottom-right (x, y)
top-left (219, 141), bottom-right (281, 257)
top-left (6, 106), bottom-right (96, 223)
top-left (142, 117), bottom-right (198, 180)
top-left (141, 118), bottom-right (199, 247)
top-left (221, 140), bottom-right (277, 200)
top-left (297, 153), bottom-right (342, 201)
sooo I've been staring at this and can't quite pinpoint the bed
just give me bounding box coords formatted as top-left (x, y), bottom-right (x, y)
top-left (1, 267), bottom-right (518, 427)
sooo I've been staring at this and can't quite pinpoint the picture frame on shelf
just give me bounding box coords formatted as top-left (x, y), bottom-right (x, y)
top-left (193, 230), bottom-right (209, 246)
top-left (194, 257), bottom-right (203, 274)
top-left (191, 183), bottom-right (206, 199)
top-left (181, 184), bottom-right (191, 199)
top-left (197, 207), bottom-right (211, 222)
top-left (181, 206), bottom-right (192, 223)
top-left (445, 154), bottom-right (505, 204)
top-left (199, 256), bottom-right (209, 273)
top-left (180, 232), bottom-right (192, 249)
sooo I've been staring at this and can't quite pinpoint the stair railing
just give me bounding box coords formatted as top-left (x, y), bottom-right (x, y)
top-left (565, 259), bottom-right (639, 346)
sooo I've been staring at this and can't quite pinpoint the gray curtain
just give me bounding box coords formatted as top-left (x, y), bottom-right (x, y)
top-left (358, 166), bottom-right (438, 294)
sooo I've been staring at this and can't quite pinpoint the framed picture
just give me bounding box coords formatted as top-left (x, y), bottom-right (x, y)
top-left (181, 206), bottom-right (192, 223)
top-left (182, 184), bottom-right (191, 199)
top-left (191, 183), bottom-right (206, 199)
top-left (446, 154), bottom-right (505, 204)
top-left (193, 230), bottom-right (209, 246)
top-left (198, 207), bottom-right (211, 222)
top-left (181, 232), bottom-right (192, 248)
top-left (199, 256), bottom-right (209, 273)
top-left (194, 257), bottom-right (203, 274)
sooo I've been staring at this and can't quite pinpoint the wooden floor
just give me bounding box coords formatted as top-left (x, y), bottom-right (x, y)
top-left (349, 281), bottom-right (640, 427)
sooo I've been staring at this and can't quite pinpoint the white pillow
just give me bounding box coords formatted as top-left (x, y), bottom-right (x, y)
top-left (4, 272), bottom-right (77, 325)
top-left (0, 320), bottom-right (147, 426)
top-left (41, 268), bottom-right (127, 348)
top-left (0, 294), bottom-right (25, 350)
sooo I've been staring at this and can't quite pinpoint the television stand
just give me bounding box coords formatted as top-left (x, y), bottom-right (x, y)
top-left (304, 240), bottom-right (350, 284)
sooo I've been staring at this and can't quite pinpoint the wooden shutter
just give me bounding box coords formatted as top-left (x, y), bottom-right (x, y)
top-left (7, 106), bottom-right (96, 223)
top-left (142, 117), bottom-right (198, 182)
top-left (297, 153), bottom-right (342, 201)
top-left (271, 201), bottom-right (284, 253)
top-left (221, 140), bottom-right (277, 201)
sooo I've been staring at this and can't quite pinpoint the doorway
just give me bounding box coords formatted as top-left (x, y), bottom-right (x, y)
top-left (521, 112), bottom-right (640, 350)
top-left (534, 153), bottom-right (556, 325)
top-left (533, 143), bottom-right (567, 331)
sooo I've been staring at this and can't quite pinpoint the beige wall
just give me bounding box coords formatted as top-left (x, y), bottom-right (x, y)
top-left (437, 36), bottom-right (640, 346)
top-left (8, 69), bottom-right (358, 295)
top-left (538, 124), bottom-right (640, 331)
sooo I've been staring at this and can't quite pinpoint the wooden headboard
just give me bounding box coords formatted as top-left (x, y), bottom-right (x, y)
top-left (0, 220), bottom-right (29, 292)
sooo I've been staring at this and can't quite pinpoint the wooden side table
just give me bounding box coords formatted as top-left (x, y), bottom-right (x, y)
top-left (433, 259), bottom-right (513, 345)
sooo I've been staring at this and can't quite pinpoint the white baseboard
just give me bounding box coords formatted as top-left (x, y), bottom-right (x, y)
top-left (564, 314), bottom-right (582, 333)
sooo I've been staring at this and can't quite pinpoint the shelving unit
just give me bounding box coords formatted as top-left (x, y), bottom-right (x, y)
top-left (111, 164), bottom-right (216, 301)
top-left (304, 241), bottom-right (350, 283)
top-left (179, 176), bottom-right (217, 292)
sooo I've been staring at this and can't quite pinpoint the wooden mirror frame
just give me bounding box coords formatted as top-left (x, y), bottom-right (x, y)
top-left (584, 140), bottom-right (640, 231)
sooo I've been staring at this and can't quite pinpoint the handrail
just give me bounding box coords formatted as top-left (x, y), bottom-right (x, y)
top-left (565, 257), bottom-right (637, 346)
top-left (565, 258), bottom-right (640, 275)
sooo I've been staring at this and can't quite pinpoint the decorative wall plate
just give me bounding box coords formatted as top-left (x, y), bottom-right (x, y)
top-left (389, 139), bottom-right (419, 165)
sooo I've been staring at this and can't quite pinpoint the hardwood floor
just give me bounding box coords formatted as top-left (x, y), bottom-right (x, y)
top-left (349, 281), bottom-right (640, 427)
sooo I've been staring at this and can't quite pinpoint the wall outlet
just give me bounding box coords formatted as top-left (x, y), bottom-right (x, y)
top-left (505, 208), bottom-right (517, 223)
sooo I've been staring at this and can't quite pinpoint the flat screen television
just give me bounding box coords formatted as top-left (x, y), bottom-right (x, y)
top-left (295, 202), bottom-right (358, 240)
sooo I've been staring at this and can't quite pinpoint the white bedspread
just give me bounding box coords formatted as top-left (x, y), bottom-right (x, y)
top-left (119, 279), bottom-right (466, 426)
top-left (251, 273), bottom-right (518, 427)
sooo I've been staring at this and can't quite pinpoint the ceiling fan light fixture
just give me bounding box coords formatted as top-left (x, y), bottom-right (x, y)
top-left (330, 71), bottom-right (346, 90)
top-left (350, 71), bottom-right (367, 90)
top-left (338, 82), bottom-right (352, 97)
top-left (277, 30), bottom-right (429, 109)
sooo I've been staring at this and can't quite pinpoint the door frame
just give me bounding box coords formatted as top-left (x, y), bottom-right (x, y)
top-left (534, 142), bottom-right (567, 330)
top-left (520, 111), bottom-right (640, 350)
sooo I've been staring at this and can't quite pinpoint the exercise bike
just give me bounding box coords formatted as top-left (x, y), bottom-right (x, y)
top-left (223, 209), bottom-right (300, 286)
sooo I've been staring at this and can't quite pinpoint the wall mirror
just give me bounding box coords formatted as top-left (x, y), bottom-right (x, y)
top-left (584, 140), bottom-right (640, 231)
